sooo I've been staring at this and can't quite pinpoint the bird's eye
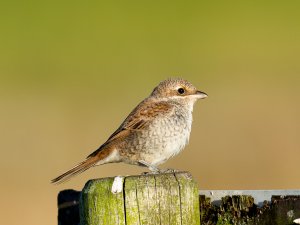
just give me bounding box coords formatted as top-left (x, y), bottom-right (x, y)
top-left (177, 88), bottom-right (185, 94)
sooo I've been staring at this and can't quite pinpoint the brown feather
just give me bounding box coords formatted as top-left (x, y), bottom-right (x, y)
top-left (87, 100), bottom-right (173, 158)
top-left (51, 158), bottom-right (97, 184)
top-left (51, 146), bottom-right (114, 184)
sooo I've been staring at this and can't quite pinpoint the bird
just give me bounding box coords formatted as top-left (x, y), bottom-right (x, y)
top-left (51, 78), bottom-right (207, 183)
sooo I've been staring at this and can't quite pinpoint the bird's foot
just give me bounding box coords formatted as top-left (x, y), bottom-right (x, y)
top-left (138, 160), bottom-right (181, 175)
top-left (138, 160), bottom-right (162, 175)
top-left (159, 168), bottom-right (181, 173)
top-left (141, 170), bottom-right (160, 175)
top-left (141, 169), bottom-right (180, 175)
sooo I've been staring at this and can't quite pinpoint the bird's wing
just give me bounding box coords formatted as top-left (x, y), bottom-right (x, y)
top-left (87, 100), bottom-right (173, 158)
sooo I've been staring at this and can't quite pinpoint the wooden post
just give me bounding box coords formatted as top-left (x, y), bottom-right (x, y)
top-left (199, 190), bottom-right (300, 224)
top-left (80, 171), bottom-right (200, 225)
top-left (57, 187), bottom-right (300, 224)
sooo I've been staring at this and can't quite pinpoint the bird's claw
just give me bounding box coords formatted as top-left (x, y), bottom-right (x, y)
top-left (141, 168), bottom-right (180, 175)
top-left (159, 168), bottom-right (181, 173)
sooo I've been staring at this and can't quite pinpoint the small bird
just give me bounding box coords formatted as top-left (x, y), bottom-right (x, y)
top-left (51, 78), bottom-right (207, 183)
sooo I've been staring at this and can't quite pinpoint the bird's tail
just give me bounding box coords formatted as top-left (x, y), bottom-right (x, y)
top-left (51, 157), bottom-right (98, 184)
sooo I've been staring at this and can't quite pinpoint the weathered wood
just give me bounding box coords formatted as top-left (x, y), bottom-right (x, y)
top-left (199, 194), bottom-right (300, 225)
top-left (175, 173), bottom-right (200, 224)
top-left (80, 177), bottom-right (126, 225)
top-left (199, 190), bottom-right (300, 207)
top-left (256, 195), bottom-right (300, 225)
top-left (79, 171), bottom-right (200, 225)
top-left (57, 185), bottom-right (300, 224)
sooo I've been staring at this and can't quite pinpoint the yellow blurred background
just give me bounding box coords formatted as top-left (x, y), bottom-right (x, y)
top-left (1, 1), bottom-right (300, 225)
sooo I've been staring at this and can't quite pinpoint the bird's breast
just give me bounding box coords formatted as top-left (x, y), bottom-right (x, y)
top-left (138, 108), bottom-right (193, 166)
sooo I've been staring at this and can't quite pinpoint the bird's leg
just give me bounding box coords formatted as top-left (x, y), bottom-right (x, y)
top-left (138, 161), bottom-right (181, 175)
top-left (159, 168), bottom-right (181, 173)
top-left (138, 160), bottom-right (161, 174)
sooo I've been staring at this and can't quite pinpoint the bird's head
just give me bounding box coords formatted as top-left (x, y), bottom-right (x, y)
top-left (150, 78), bottom-right (207, 106)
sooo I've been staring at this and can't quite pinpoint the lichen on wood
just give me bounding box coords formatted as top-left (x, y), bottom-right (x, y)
top-left (199, 194), bottom-right (300, 225)
top-left (79, 171), bottom-right (200, 225)
top-left (80, 178), bottom-right (126, 225)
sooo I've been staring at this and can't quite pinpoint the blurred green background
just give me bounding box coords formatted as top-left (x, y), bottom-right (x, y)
top-left (1, 1), bottom-right (300, 225)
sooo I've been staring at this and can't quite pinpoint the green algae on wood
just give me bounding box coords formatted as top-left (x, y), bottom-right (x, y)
top-left (80, 178), bottom-right (126, 225)
top-left (80, 172), bottom-right (200, 225)
top-left (199, 194), bottom-right (300, 225)
top-left (175, 173), bottom-right (201, 225)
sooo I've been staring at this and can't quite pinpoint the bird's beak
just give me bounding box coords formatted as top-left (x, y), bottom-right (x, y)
top-left (195, 90), bottom-right (208, 99)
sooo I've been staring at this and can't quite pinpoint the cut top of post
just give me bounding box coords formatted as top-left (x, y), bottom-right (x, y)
top-left (80, 172), bottom-right (200, 225)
